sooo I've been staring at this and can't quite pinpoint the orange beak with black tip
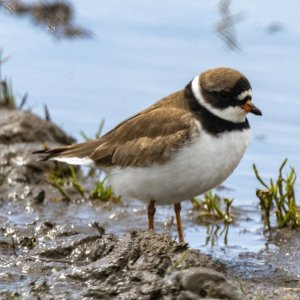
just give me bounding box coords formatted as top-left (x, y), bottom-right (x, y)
top-left (243, 100), bottom-right (262, 116)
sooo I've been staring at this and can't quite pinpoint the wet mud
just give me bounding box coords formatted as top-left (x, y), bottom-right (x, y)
top-left (0, 108), bottom-right (299, 299)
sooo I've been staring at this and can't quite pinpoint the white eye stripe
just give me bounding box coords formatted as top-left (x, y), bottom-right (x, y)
top-left (237, 89), bottom-right (252, 101)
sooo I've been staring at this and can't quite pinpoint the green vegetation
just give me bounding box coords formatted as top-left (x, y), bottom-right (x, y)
top-left (191, 191), bottom-right (234, 224)
top-left (47, 165), bottom-right (74, 201)
top-left (172, 250), bottom-right (189, 269)
top-left (47, 165), bottom-right (120, 203)
top-left (253, 159), bottom-right (300, 229)
top-left (69, 165), bottom-right (85, 197)
top-left (91, 180), bottom-right (121, 202)
top-left (0, 52), bottom-right (16, 109)
top-left (0, 50), bottom-right (27, 109)
top-left (0, 78), bottom-right (16, 109)
top-left (80, 119), bottom-right (105, 141)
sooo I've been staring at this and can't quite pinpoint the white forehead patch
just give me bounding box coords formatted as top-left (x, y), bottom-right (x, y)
top-left (191, 75), bottom-right (247, 123)
top-left (237, 89), bottom-right (252, 101)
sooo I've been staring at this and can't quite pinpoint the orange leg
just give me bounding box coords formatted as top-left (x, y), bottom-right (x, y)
top-left (174, 202), bottom-right (185, 243)
top-left (147, 200), bottom-right (156, 231)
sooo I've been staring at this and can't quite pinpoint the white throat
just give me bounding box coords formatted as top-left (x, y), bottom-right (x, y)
top-left (191, 75), bottom-right (247, 123)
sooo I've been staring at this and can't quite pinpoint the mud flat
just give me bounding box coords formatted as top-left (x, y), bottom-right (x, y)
top-left (0, 108), bottom-right (299, 299)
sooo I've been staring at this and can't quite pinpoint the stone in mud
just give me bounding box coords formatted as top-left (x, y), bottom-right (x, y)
top-left (0, 107), bottom-right (75, 144)
top-left (0, 108), bottom-right (75, 192)
top-left (62, 232), bottom-right (237, 299)
top-left (164, 267), bottom-right (243, 300)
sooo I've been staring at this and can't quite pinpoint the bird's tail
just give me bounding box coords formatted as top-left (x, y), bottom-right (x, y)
top-left (33, 139), bottom-right (101, 165)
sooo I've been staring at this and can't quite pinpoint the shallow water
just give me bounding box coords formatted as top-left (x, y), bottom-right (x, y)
top-left (1, 0), bottom-right (300, 281)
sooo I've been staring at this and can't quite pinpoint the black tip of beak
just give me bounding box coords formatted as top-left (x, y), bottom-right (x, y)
top-left (251, 106), bottom-right (263, 116)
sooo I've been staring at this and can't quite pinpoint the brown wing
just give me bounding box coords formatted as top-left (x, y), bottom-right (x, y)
top-left (35, 101), bottom-right (199, 167)
top-left (90, 106), bottom-right (198, 167)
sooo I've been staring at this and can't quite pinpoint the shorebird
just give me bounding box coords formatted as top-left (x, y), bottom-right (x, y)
top-left (34, 67), bottom-right (262, 243)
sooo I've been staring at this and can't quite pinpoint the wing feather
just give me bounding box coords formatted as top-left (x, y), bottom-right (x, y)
top-left (90, 107), bottom-right (199, 167)
top-left (34, 95), bottom-right (200, 167)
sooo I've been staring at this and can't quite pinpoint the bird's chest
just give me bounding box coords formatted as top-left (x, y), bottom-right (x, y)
top-left (184, 129), bottom-right (251, 186)
top-left (146, 128), bottom-right (251, 202)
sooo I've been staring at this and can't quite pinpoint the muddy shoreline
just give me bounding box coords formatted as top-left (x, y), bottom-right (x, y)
top-left (0, 108), bottom-right (299, 299)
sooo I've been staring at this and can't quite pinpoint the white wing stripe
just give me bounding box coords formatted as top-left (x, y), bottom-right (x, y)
top-left (50, 156), bottom-right (94, 166)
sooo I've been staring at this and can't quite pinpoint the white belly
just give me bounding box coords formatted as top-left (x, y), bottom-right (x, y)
top-left (106, 129), bottom-right (251, 205)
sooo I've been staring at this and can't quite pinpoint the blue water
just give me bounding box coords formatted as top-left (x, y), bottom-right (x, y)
top-left (1, 1), bottom-right (300, 258)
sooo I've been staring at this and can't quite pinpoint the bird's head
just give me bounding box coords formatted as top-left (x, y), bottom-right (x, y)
top-left (190, 67), bottom-right (262, 123)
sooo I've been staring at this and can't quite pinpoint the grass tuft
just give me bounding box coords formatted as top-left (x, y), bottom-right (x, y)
top-left (47, 161), bottom-right (120, 203)
top-left (253, 159), bottom-right (300, 229)
top-left (47, 165), bottom-right (73, 201)
top-left (0, 78), bottom-right (16, 109)
top-left (69, 165), bottom-right (85, 197)
top-left (0, 50), bottom-right (27, 109)
top-left (80, 119), bottom-right (105, 141)
top-left (47, 165), bottom-right (87, 201)
top-left (91, 179), bottom-right (121, 202)
top-left (191, 191), bottom-right (234, 224)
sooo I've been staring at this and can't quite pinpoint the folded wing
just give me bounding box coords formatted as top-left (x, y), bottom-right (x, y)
top-left (34, 106), bottom-right (199, 168)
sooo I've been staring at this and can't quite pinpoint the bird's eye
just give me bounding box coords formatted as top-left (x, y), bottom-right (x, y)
top-left (218, 91), bottom-right (232, 101)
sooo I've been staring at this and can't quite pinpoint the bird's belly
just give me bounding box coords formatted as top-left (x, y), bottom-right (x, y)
top-left (106, 129), bottom-right (251, 205)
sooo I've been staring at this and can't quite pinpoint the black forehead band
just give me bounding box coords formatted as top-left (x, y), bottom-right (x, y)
top-left (231, 77), bottom-right (251, 96)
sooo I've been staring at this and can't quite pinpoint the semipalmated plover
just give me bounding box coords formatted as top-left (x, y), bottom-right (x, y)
top-left (34, 67), bottom-right (262, 243)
